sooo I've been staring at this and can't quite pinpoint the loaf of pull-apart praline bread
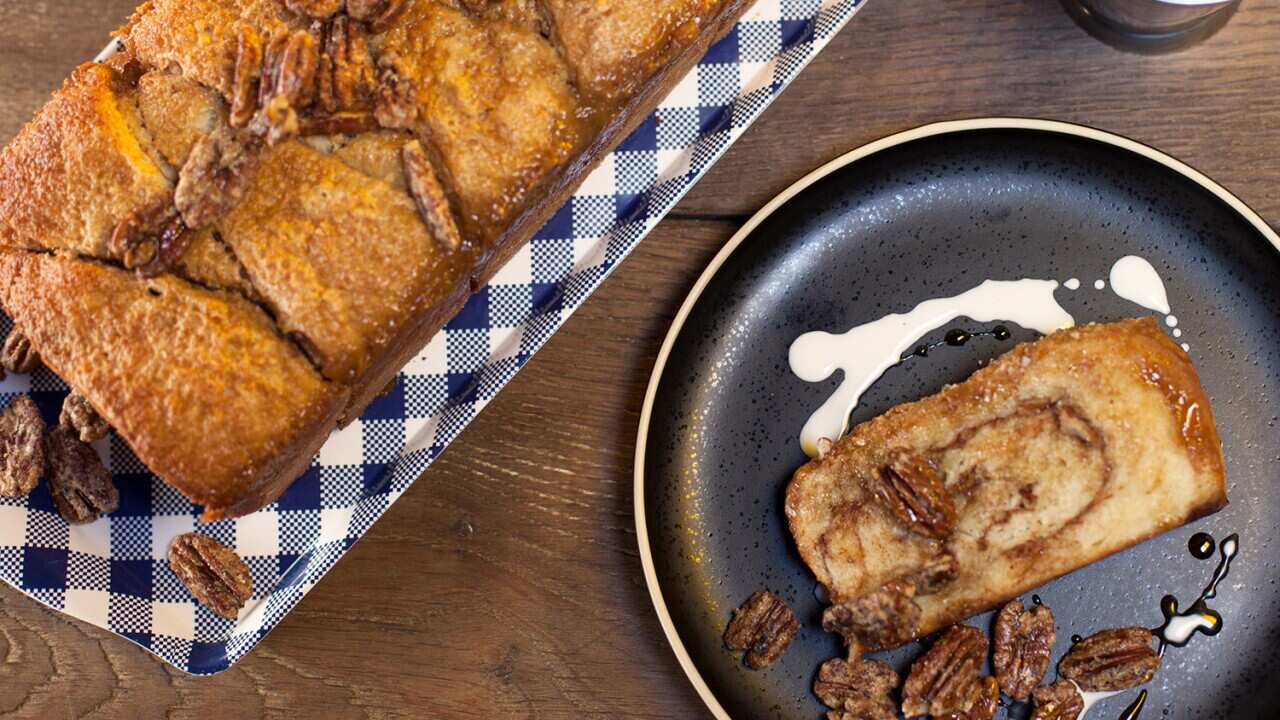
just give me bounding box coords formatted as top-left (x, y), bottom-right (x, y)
top-left (0, 0), bottom-right (750, 518)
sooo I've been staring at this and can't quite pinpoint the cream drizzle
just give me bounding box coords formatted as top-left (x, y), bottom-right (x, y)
top-left (1109, 255), bottom-right (1171, 314)
top-left (788, 279), bottom-right (1074, 456)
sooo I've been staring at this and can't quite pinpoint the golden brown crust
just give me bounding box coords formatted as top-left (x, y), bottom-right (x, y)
top-left (542, 0), bottom-right (728, 108)
top-left (376, 1), bottom-right (587, 246)
top-left (0, 63), bottom-right (171, 258)
top-left (217, 140), bottom-right (474, 384)
top-left (135, 70), bottom-right (227, 168)
top-left (786, 318), bottom-right (1227, 646)
top-left (0, 249), bottom-right (347, 517)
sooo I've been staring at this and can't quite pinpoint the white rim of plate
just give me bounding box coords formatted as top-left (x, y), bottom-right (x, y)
top-left (632, 117), bottom-right (1280, 720)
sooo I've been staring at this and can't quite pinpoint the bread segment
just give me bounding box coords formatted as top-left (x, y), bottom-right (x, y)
top-left (543, 0), bottom-right (729, 106)
top-left (786, 318), bottom-right (1227, 647)
top-left (376, 1), bottom-right (588, 246)
top-left (0, 64), bottom-right (171, 258)
top-left (218, 140), bottom-right (473, 384)
top-left (0, 250), bottom-right (346, 519)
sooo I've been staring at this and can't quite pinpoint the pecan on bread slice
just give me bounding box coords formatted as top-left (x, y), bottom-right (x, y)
top-left (787, 318), bottom-right (1226, 649)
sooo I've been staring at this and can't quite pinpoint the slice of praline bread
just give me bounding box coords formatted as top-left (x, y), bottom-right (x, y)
top-left (785, 318), bottom-right (1227, 650)
top-left (0, 250), bottom-right (348, 520)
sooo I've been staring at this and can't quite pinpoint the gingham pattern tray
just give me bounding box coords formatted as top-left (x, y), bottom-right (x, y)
top-left (0, 0), bottom-right (865, 674)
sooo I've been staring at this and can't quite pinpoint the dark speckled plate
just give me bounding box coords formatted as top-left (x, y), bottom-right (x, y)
top-left (634, 119), bottom-right (1280, 720)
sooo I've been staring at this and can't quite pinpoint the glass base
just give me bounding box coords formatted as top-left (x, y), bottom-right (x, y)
top-left (1061, 0), bottom-right (1241, 54)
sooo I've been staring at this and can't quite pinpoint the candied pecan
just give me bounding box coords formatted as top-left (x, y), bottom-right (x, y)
top-left (317, 15), bottom-right (377, 114)
top-left (169, 533), bottom-right (253, 619)
top-left (901, 625), bottom-right (988, 718)
top-left (175, 124), bottom-right (261, 230)
top-left (229, 25), bottom-right (263, 129)
top-left (299, 110), bottom-right (379, 137)
top-left (908, 552), bottom-right (958, 595)
top-left (252, 30), bottom-right (318, 144)
top-left (348, 0), bottom-right (408, 33)
top-left (285, 0), bottom-right (342, 18)
top-left (993, 599), bottom-right (1055, 700)
top-left (110, 198), bottom-right (190, 277)
top-left (1, 330), bottom-right (40, 374)
top-left (964, 676), bottom-right (1000, 720)
top-left (0, 395), bottom-right (46, 497)
top-left (814, 654), bottom-right (898, 710)
top-left (1058, 627), bottom-right (1160, 692)
top-left (374, 62), bottom-right (418, 129)
top-left (60, 392), bottom-right (110, 444)
top-left (1032, 680), bottom-right (1084, 720)
top-left (870, 451), bottom-right (956, 539)
top-left (402, 139), bottom-right (463, 251)
top-left (458, 0), bottom-right (490, 12)
top-left (822, 580), bottom-right (921, 651)
top-left (724, 591), bottom-right (799, 669)
top-left (45, 426), bottom-right (118, 524)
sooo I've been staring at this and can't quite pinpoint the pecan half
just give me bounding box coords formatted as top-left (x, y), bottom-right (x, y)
top-left (724, 591), bottom-right (799, 669)
top-left (901, 625), bottom-right (988, 718)
top-left (252, 30), bottom-right (318, 144)
top-left (822, 580), bottom-right (921, 651)
top-left (870, 451), bottom-right (956, 538)
top-left (229, 25), bottom-right (263, 129)
top-left (175, 124), bottom-right (261, 230)
top-left (402, 139), bottom-right (463, 251)
top-left (169, 533), bottom-right (253, 619)
top-left (60, 392), bottom-right (110, 444)
top-left (110, 198), bottom-right (190, 277)
top-left (1, 330), bottom-right (40, 374)
top-left (814, 654), bottom-right (898, 711)
top-left (1031, 680), bottom-right (1084, 720)
top-left (45, 425), bottom-right (118, 524)
top-left (317, 15), bottom-right (376, 115)
top-left (965, 676), bottom-right (1000, 720)
top-left (374, 62), bottom-right (418, 129)
top-left (0, 395), bottom-right (46, 497)
top-left (285, 0), bottom-right (342, 18)
top-left (993, 599), bottom-right (1056, 700)
top-left (1058, 627), bottom-right (1160, 692)
top-left (348, 0), bottom-right (408, 33)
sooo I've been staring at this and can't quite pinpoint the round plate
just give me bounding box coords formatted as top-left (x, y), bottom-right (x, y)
top-left (635, 119), bottom-right (1280, 720)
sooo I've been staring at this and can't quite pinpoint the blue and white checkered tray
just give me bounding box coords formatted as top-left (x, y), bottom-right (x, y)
top-left (0, 0), bottom-right (865, 674)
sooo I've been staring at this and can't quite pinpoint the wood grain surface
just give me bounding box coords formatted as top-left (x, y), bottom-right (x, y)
top-left (0, 1), bottom-right (1276, 718)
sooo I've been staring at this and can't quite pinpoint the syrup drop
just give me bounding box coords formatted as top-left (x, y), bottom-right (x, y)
top-left (1032, 594), bottom-right (1043, 606)
top-left (944, 328), bottom-right (971, 346)
top-left (1071, 634), bottom-right (1083, 644)
top-left (1188, 532), bottom-right (1215, 560)
top-left (1118, 689), bottom-right (1148, 720)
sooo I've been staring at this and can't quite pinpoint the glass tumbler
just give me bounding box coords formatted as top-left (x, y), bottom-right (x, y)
top-left (1061, 0), bottom-right (1243, 53)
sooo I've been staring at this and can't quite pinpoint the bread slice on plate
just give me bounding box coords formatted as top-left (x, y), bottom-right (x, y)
top-left (785, 317), bottom-right (1226, 650)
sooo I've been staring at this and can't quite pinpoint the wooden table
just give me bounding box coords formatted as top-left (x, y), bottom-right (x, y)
top-left (0, 1), bottom-right (1276, 717)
